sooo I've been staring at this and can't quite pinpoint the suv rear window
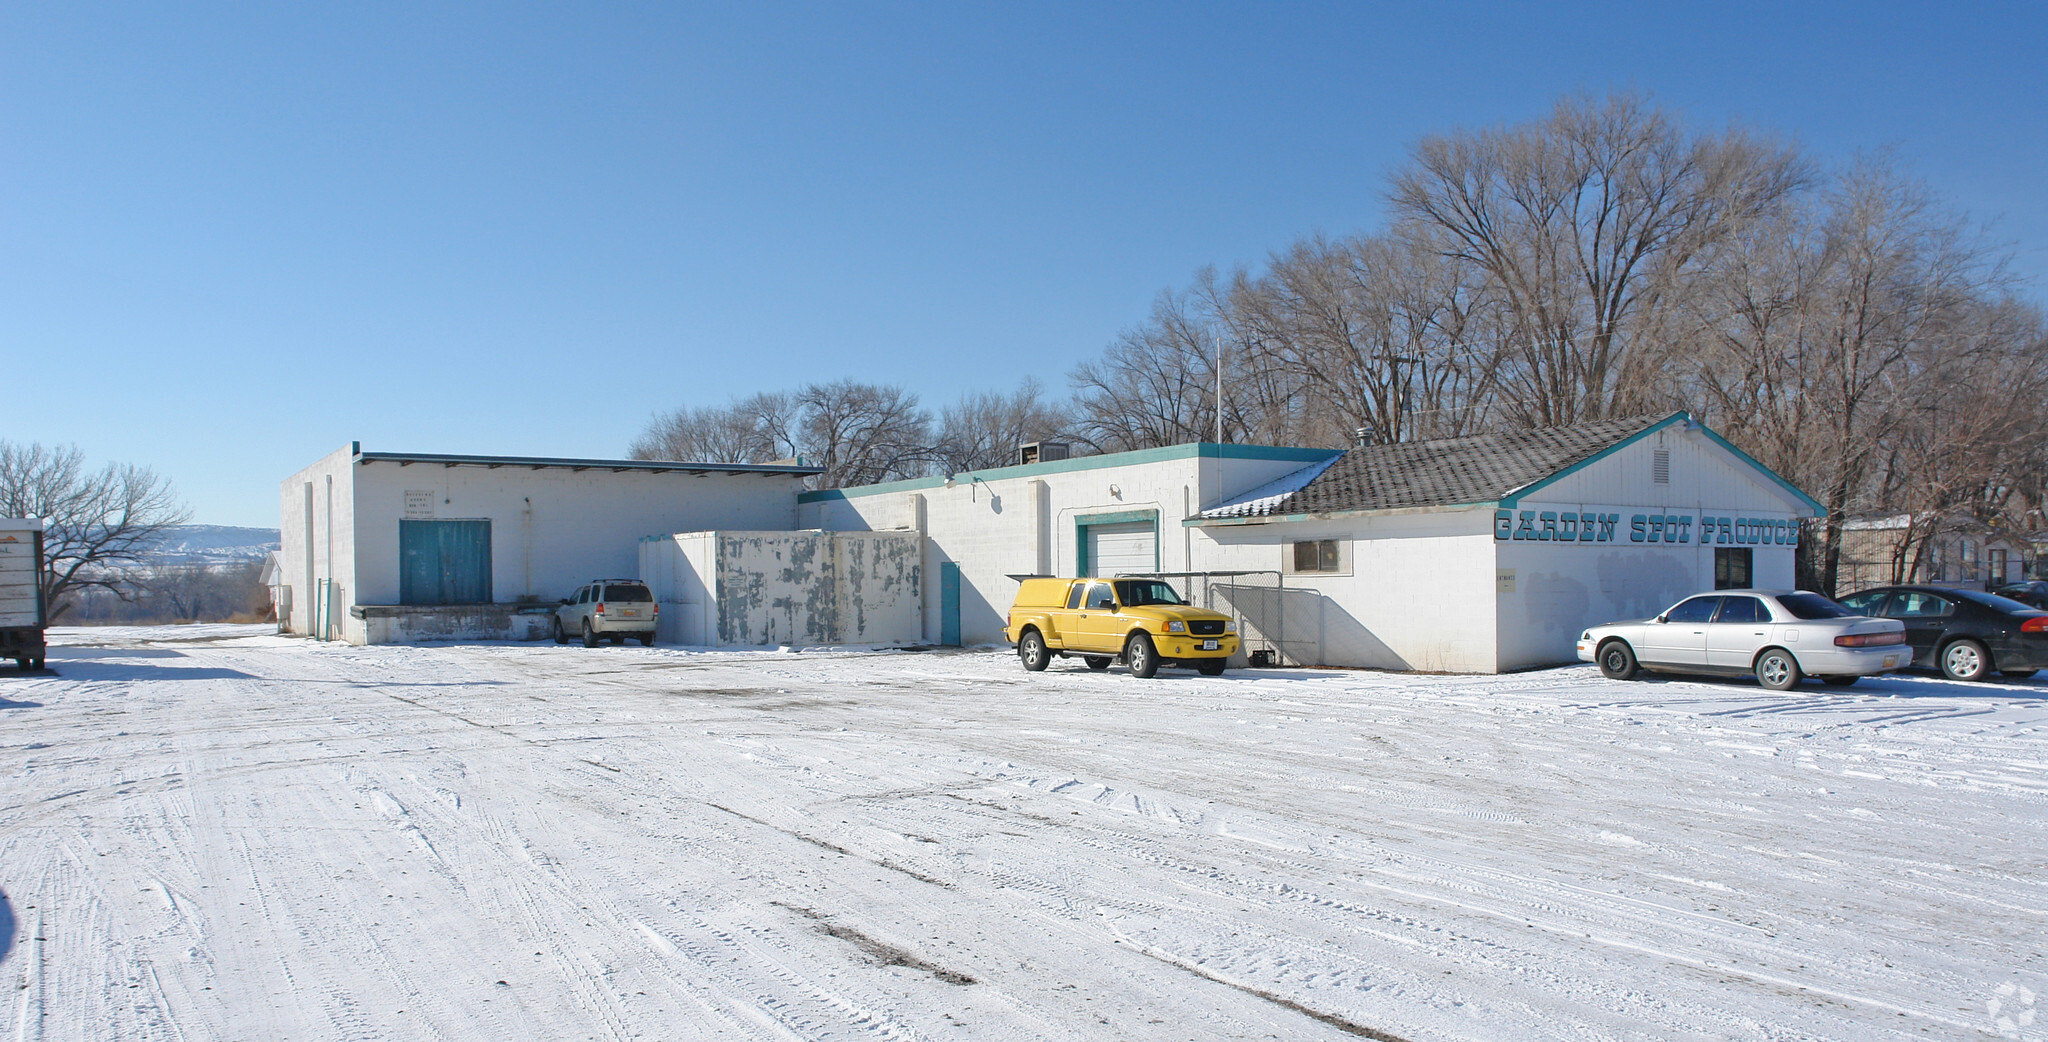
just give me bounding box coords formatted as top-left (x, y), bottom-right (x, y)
top-left (604, 584), bottom-right (653, 602)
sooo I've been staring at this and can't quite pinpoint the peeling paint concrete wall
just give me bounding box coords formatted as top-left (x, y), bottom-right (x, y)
top-left (642, 530), bottom-right (920, 647)
top-left (832, 531), bottom-right (921, 643)
top-left (716, 531), bottom-right (833, 646)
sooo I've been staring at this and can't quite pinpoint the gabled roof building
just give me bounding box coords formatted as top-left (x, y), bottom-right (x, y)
top-left (806, 411), bottom-right (1824, 673)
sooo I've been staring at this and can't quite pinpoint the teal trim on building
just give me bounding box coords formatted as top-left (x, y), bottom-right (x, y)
top-left (1690, 422), bottom-right (1829, 517)
top-left (797, 443), bottom-right (1342, 504)
top-left (1495, 412), bottom-right (1689, 509)
top-left (1184, 411), bottom-right (1824, 527)
top-left (1498, 411), bottom-right (1826, 517)
top-left (1072, 509), bottom-right (1159, 527)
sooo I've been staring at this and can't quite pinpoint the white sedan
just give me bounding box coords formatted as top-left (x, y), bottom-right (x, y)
top-left (1576, 589), bottom-right (1909, 690)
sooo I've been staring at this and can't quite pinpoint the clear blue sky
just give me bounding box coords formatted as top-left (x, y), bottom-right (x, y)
top-left (4, 2), bottom-right (2043, 528)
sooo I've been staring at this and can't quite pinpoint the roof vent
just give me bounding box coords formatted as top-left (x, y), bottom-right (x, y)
top-left (1354, 427), bottom-right (1374, 448)
top-left (1653, 447), bottom-right (1670, 484)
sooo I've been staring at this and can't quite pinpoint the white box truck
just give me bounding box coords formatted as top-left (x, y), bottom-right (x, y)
top-left (0, 518), bottom-right (46, 671)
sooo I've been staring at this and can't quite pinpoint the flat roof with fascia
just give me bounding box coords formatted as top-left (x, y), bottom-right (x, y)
top-left (354, 451), bottom-right (822, 476)
top-left (798, 443), bottom-right (1340, 503)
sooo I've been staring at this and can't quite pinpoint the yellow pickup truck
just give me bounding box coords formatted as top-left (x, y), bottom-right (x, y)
top-left (1004, 577), bottom-right (1238, 677)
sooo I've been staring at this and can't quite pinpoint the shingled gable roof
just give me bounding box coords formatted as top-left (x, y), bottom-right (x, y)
top-left (1193, 413), bottom-right (1680, 523)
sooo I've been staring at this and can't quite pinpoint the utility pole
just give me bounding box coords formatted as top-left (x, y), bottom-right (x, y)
top-left (1214, 333), bottom-right (1224, 444)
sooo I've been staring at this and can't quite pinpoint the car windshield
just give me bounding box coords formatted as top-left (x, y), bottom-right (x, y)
top-left (1777, 592), bottom-right (1855, 619)
top-left (1113, 580), bottom-right (1185, 607)
top-left (604, 584), bottom-right (653, 602)
top-left (1953, 589), bottom-right (2039, 614)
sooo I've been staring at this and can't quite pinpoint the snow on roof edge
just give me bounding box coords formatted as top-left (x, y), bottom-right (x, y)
top-left (1197, 455), bottom-right (1343, 520)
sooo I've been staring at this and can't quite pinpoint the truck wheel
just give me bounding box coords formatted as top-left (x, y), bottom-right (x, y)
top-left (639, 634), bottom-right (655, 647)
top-left (1821, 675), bottom-right (1860, 687)
top-left (1196, 660), bottom-right (1226, 676)
top-left (1756, 647), bottom-right (1803, 691)
top-left (582, 620), bottom-right (599, 648)
top-left (552, 617), bottom-right (569, 645)
top-left (1083, 655), bottom-right (1111, 671)
top-left (12, 657), bottom-right (26, 672)
top-left (1018, 629), bottom-right (1050, 671)
top-left (1126, 634), bottom-right (1160, 678)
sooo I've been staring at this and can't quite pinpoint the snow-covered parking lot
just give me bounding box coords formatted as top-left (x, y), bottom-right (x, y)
top-left (3, 625), bottom-right (2045, 1041)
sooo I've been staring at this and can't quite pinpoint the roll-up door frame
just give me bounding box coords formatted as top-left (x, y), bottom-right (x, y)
top-left (1075, 509), bottom-right (1160, 575)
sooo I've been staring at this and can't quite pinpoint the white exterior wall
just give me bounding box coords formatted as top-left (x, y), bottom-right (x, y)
top-left (280, 445), bottom-right (808, 645)
top-left (1196, 509), bottom-right (1501, 672)
top-left (1491, 426), bottom-right (1810, 671)
top-left (278, 446), bottom-right (358, 641)
top-left (800, 447), bottom-right (1334, 646)
top-left (641, 532), bottom-right (718, 646)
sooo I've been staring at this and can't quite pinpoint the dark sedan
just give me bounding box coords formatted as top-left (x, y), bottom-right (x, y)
top-left (1993, 580), bottom-right (2048, 610)
top-left (1835, 585), bottom-right (2048, 681)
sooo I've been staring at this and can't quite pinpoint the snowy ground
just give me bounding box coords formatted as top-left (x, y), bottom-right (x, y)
top-left (3, 625), bottom-right (2045, 1041)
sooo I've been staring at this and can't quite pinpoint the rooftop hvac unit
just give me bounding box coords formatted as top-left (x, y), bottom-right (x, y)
top-left (1018, 441), bottom-right (1071, 465)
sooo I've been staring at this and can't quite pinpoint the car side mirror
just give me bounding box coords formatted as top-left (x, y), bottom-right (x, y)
top-left (1655, 614), bottom-right (1668, 623)
top-left (559, 598), bottom-right (570, 606)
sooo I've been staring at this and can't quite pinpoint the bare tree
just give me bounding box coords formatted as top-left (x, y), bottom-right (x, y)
top-left (933, 379), bottom-right (1070, 473)
top-left (1246, 233), bottom-right (1509, 444)
top-left (0, 442), bottom-right (189, 622)
top-left (632, 382), bottom-right (934, 487)
top-left (1388, 92), bottom-right (1809, 426)
top-left (797, 380), bottom-right (933, 487)
top-left (631, 392), bottom-right (800, 464)
top-left (1068, 271), bottom-right (1323, 452)
top-left (1683, 156), bottom-right (2015, 592)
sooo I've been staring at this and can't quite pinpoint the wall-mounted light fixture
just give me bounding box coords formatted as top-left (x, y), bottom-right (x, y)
top-left (1108, 483), bottom-right (1123, 499)
top-left (947, 473), bottom-right (992, 501)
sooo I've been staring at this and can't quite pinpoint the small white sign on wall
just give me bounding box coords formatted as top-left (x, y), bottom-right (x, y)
top-left (403, 490), bottom-right (436, 519)
top-left (1496, 568), bottom-right (1516, 593)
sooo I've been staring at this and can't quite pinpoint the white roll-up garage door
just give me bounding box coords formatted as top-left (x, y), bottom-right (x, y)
top-left (1087, 521), bottom-right (1156, 575)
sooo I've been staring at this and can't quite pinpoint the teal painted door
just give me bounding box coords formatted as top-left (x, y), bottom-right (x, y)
top-left (399, 519), bottom-right (492, 605)
top-left (939, 562), bottom-right (961, 646)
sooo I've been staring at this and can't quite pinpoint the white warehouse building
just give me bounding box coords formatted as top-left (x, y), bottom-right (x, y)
top-left (802, 412), bottom-right (1822, 673)
top-left (279, 444), bottom-right (819, 644)
top-left (280, 412), bottom-right (1821, 673)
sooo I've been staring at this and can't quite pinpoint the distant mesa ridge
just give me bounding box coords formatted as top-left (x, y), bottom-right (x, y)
top-left (134, 524), bottom-right (281, 566)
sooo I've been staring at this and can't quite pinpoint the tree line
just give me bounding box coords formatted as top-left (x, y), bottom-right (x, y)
top-left (634, 93), bottom-right (2048, 595)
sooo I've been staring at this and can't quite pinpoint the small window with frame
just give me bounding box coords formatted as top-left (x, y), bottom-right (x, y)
top-left (1288, 539), bottom-right (1347, 575)
top-left (1714, 547), bottom-right (1752, 590)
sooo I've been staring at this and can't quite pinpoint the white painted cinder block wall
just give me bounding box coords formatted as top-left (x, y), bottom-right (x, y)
top-left (278, 446), bottom-right (358, 641)
top-left (799, 446), bottom-right (1335, 647)
top-left (280, 446), bottom-right (809, 644)
top-left (1491, 426), bottom-right (1809, 671)
top-left (1195, 509), bottom-right (1502, 672)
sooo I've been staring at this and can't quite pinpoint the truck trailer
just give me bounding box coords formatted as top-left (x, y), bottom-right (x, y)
top-left (0, 518), bottom-right (46, 671)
